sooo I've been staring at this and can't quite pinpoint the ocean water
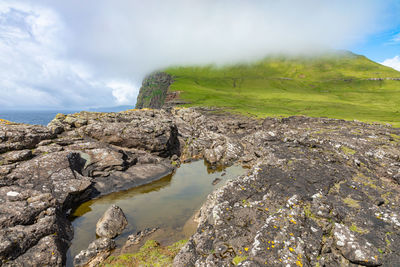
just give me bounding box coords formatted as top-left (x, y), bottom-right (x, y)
top-left (0, 106), bottom-right (132, 126)
top-left (0, 110), bottom-right (78, 126)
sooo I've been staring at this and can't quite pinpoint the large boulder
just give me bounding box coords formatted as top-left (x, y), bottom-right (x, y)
top-left (96, 205), bottom-right (128, 239)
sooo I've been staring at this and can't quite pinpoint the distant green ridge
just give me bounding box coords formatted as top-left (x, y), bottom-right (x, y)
top-left (141, 51), bottom-right (400, 126)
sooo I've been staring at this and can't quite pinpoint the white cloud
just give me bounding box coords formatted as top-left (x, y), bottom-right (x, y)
top-left (0, 0), bottom-right (394, 109)
top-left (108, 81), bottom-right (138, 105)
top-left (60, 0), bottom-right (383, 76)
top-left (0, 1), bottom-right (137, 110)
top-left (381, 56), bottom-right (400, 71)
top-left (393, 33), bottom-right (400, 42)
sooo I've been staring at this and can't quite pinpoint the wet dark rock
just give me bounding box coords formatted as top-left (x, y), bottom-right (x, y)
top-left (93, 162), bottom-right (174, 196)
top-left (212, 178), bottom-right (222, 185)
top-left (67, 152), bottom-right (87, 176)
top-left (73, 237), bottom-right (115, 267)
top-left (96, 205), bottom-right (128, 239)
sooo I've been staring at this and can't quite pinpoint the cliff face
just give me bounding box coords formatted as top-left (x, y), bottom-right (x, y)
top-left (135, 72), bottom-right (173, 109)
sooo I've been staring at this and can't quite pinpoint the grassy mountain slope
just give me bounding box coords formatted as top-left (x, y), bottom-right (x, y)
top-left (164, 52), bottom-right (400, 126)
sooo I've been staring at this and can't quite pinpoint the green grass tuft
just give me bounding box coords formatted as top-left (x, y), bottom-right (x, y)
top-left (341, 146), bottom-right (356, 155)
top-left (232, 256), bottom-right (248, 265)
top-left (102, 240), bottom-right (188, 267)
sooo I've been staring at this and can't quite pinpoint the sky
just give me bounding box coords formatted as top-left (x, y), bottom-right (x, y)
top-left (0, 0), bottom-right (400, 110)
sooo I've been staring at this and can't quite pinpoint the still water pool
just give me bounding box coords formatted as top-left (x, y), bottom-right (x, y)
top-left (66, 160), bottom-right (246, 266)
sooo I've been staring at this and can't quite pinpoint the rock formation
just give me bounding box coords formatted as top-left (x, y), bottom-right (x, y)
top-left (135, 72), bottom-right (174, 109)
top-left (0, 107), bottom-right (399, 266)
top-left (173, 114), bottom-right (400, 266)
top-left (73, 237), bottom-right (115, 267)
top-left (0, 110), bottom-right (177, 266)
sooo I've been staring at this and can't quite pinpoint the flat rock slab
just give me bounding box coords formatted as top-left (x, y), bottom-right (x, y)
top-left (93, 163), bottom-right (174, 196)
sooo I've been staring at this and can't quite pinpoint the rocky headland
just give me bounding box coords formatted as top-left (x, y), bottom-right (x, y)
top-left (0, 72), bottom-right (400, 266)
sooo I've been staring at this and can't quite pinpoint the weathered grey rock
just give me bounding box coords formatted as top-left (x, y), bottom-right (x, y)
top-left (204, 145), bottom-right (225, 165)
top-left (48, 109), bottom-right (180, 157)
top-left (0, 146), bottom-right (92, 265)
top-left (1, 149), bottom-right (32, 164)
top-left (96, 205), bottom-right (128, 238)
top-left (0, 214), bottom-right (58, 262)
top-left (73, 237), bottom-right (115, 267)
top-left (1, 107), bottom-right (400, 266)
top-left (173, 115), bottom-right (400, 266)
top-left (33, 143), bottom-right (63, 155)
top-left (6, 235), bottom-right (64, 267)
top-left (121, 227), bottom-right (158, 252)
top-left (334, 224), bottom-right (381, 266)
top-left (0, 123), bottom-right (55, 153)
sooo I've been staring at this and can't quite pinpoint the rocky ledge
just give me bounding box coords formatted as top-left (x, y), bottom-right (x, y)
top-left (0, 108), bottom-right (399, 266)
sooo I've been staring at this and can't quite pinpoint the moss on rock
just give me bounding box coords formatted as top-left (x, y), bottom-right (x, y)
top-left (102, 239), bottom-right (187, 267)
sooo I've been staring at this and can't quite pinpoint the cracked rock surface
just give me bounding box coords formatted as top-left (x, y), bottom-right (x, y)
top-left (1, 108), bottom-right (400, 266)
top-left (0, 110), bottom-right (177, 266)
top-left (173, 113), bottom-right (400, 267)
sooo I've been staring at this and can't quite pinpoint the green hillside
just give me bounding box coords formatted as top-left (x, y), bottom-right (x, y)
top-left (164, 51), bottom-right (400, 127)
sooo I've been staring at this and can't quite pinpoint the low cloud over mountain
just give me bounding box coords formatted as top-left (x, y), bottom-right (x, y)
top-left (0, 0), bottom-right (397, 109)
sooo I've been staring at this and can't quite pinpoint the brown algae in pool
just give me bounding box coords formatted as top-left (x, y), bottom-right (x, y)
top-left (66, 160), bottom-right (246, 266)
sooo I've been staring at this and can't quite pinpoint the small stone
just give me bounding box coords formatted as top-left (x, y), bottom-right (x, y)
top-left (212, 178), bottom-right (222, 185)
top-left (6, 191), bottom-right (19, 197)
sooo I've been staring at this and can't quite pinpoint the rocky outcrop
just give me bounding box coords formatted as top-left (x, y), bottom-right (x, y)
top-left (0, 110), bottom-right (179, 266)
top-left (1, 107), bottom-right (400, 266)
top-left (174, 115), bottom-right (400, 266)
top-left (96, 205), bottom-right (128, 239)
top-left (135, 72), bottom-right (190, 109)
top-left (135, 72), bottom-right (174, 109)
top-left (48, 109), bottom-right (180, 157)
top-left (73, 237), bottom-right (115, 267)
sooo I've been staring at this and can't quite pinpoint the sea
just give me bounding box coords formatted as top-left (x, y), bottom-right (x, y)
top-left (0, 106), bottom-right (132, 126)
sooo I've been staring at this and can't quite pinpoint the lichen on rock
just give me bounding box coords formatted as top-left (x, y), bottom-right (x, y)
top-left (1, 107), bottom-right (400, 266)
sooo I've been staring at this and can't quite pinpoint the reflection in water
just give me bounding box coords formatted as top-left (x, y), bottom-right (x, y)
top-left (66, 160), bottom-right (246, 267)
